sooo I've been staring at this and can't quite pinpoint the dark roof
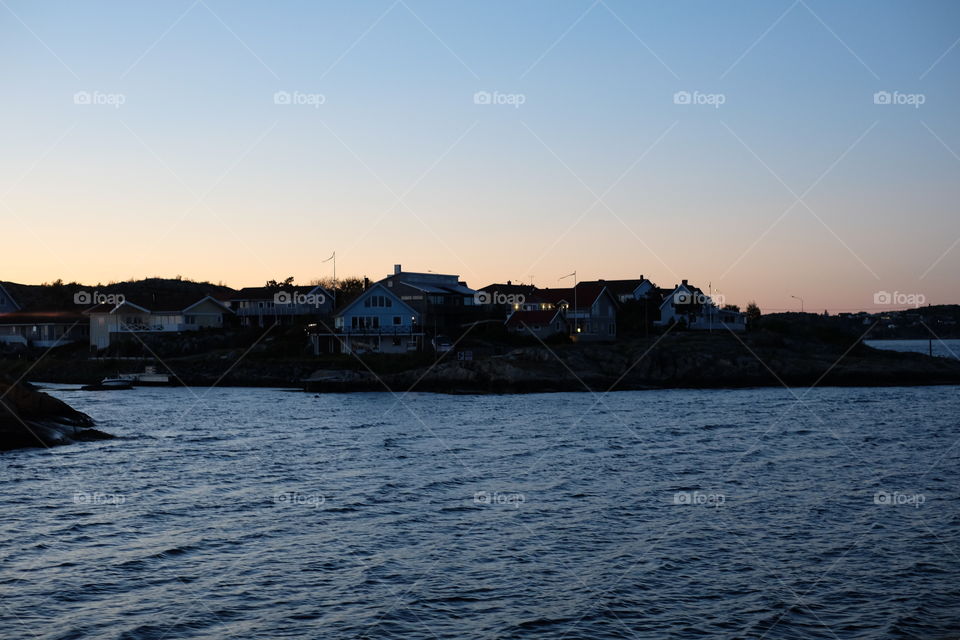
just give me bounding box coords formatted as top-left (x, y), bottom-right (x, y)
top-left (505, 309), bottom-right (563, 328)
top-left (232, 285), bottom-right (328, 300)
top-left (580, 279), bottom-right (650, 298)
top-left (479, 283), bottom-right (537, 296)
top-left (535, 284), bottom-right (609, 310)
top-left (0, 311), bottom-right (86, 324)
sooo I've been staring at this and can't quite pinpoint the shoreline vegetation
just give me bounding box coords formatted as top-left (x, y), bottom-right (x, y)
top-left (8, 330), bottom-right (960, 394)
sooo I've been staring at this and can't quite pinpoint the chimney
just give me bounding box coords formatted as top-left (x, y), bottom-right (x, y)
top-left (507, 280), bottom-right (512, 285)
top-left (682, 279), bottom-right (688, 286)
top-left (394, 264), bottom-right (401, 275)
top-left (363, 277), bottom-right (369, 290)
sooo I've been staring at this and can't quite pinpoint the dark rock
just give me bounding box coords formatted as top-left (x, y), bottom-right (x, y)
top-left (0, 375), bottom-right (113, 451)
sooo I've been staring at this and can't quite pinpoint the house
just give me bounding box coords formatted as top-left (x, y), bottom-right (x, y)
top-left (580, 277), bottom-right (657, 303)
top-left (317, 265), bottom-right (481, 354)
top-left (86, 294), bottom-right (233, 350)
top-left (504, 308), bottom-right (566, 339)
top-left (0, 311), bottom-right (89, 348)
top-left (475, 281), bottom-right (549, 323)
top-left (536, 284), bottom-right (618, 341)
top-left (230, 284), bottom-right (333, 327)
top-left (379, 265), bottom-right (479, 332)
top-left (323, 282), bottom-right (422, 354)
top-left (655, 280), bottom-right (746, 331)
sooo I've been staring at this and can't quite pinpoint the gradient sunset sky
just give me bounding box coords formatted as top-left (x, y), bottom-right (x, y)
top-left (2, 0), bottom-right (958, 312)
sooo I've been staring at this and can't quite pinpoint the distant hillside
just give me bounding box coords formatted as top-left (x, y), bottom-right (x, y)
top-left (762, 305), bottom-right (960, 340)
top-left (1, 278), bottom-right (237, 312)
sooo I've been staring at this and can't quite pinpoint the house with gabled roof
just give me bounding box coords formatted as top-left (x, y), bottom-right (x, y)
top-left (504, 308), bottom-right (567, 339)
top-left (535, 283), bottom-right (618, 341)
top-left (86, 294), bottom-right (233, 350)
top-left (325, 281), bottom-right (422, 354)
top-left (655, 280), bottom-right (746, 331)
top-left (580, 277), bottom-right (658, 303)
top-left (315, 264), bottom-right (482, 354)
top-left (229, 284), bottom-right (333, 328)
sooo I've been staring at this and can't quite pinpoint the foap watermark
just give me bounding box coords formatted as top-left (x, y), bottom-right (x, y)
top-left (74, 491), bottom-right (126, 506)
top-left (74, 290), bottom-right (125, 306)
top-left (873, 291), bottom-right (925, 308)
top-left (274, 290), bottom-right (326, 307)
top-left (673, 90), bottom-right (725, 108)
top-left (874, 490), bottom-right (925, 508)
top-left (273, 90), bottom-right (326, 108)
top-left (473, 90), bottom-right (526, 108)
top-left (274, 491), bottom-right (325, 507)
top-left (675, 291), bottom-right (724, 306)
top-left (474, 490), bottom-right (525, 508)
top-left (73, 91), bottom-right (126, 109)
top-left (474, 291), bottom-right (526, 306)
top-left (873, 91), bottom-right (925, 109)
top-left (673, 491), bottom-right (725, 507)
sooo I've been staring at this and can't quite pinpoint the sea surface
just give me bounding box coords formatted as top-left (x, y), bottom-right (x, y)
top-left (2, 385), bottom-right (959, 639)
top-left (865, 338), bottom-right (960, 360)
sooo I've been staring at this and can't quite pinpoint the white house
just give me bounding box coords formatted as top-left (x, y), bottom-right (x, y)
top-left (655, 280), bottom-right (747, 331)
top-left (86, 295), bottom-right (232, 350)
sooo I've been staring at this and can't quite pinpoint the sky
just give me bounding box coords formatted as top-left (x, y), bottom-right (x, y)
top-left (1, 0), bottom-right (958, 313)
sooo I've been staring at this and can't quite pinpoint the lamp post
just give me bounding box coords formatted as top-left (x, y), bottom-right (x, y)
top-left (791, 295), bottom-right (804, 313)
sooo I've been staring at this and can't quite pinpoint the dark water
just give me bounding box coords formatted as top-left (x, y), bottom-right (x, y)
top-left (2, 385), bottom-right (959, 639)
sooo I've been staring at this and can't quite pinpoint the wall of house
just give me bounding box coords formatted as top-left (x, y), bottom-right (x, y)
top-left (184, 300), bottom-right (225, 328)
top-left (572, 296), bottom-right (617, 340)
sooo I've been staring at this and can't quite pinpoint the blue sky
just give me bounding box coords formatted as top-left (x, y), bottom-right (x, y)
top-left (2, 0), bottom-right (959, 311)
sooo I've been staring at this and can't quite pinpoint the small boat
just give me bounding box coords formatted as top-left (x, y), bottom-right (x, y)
top-left (119, 366), bottom-right (172, 386)
top-left (81, 376), bottom-right (134, 391)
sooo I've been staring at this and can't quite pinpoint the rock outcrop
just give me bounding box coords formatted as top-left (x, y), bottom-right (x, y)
top-left (0, 376), bottom-right (113, 451)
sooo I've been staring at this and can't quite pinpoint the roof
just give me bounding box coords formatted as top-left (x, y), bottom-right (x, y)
top-left (335, 282), bottom-right (419, 319)
top-left (231, 285), bottom-right (329, 300)
top-left (580, 279), bottom-right (652, 299)
top-left (479, 282), bottom-right (537, 296)
top-left (0, 311), bottom-right (86, 324)
top-left (535, 284), bottom-right (610, 310)
top-left (505, 309), bottom-right (563, 328)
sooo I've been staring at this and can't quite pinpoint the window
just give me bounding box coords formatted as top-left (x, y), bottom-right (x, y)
top-left (393, 316), bottom-right (401, 325)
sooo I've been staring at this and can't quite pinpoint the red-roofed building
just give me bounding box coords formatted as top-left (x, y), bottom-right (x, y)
top-left (526, 283), bottom-right (618, 341)
top-left (504, 308), bottom-right (566, 339)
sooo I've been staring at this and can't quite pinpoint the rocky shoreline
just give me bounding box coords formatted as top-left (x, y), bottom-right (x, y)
top-left (303, 333), bottom-right (960, 393)
top-left (0, 375), bottom-right (113, 451)
top-left (6, 332), bottom-right (960, 395)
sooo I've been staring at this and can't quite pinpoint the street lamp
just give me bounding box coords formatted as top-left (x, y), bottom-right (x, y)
top-left (790, 295), bottom-right (804, 313)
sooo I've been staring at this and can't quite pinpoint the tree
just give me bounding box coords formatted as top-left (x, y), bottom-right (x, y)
top-left (723, 303), bottom-right (741, 312)
top-left (265, 276), bottom-right (295, 290)
top-left (334, 277), bottom-right (366, 308)
top-left (746, 301), bottom-right (761, 326)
